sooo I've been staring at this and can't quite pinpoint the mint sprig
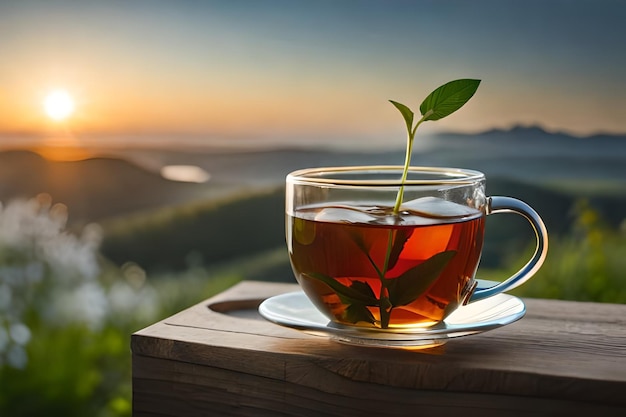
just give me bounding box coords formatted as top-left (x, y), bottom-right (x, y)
top-left (304, 79), bottom-right (480, 328)
top-left (391, 79), bottom-right (481, 213)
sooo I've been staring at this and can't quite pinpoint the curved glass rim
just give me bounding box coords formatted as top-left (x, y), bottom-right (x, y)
top-left (287, 165), bottom-right (485, 186)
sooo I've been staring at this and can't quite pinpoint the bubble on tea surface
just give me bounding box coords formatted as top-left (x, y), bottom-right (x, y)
top-left (314, 206), bottom-right (378, 224)
top-left (401, 197), bottom-right (479, 219)
top-left (369, 213), bottom-right (403, 226)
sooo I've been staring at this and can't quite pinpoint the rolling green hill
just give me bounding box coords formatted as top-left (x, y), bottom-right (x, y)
top-left (100, 186), bottom-right (287, 274)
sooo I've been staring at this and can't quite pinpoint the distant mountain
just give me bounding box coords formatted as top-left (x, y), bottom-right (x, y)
top-left (587, 132), bottom-right (626, 141)
top-left (423, 125), bottom-right (626, 179)
top-left (442, 125), bottom-right (626, 141)
top-left (0, 150), bottom-right (210, 226)
top-left (480, 125), bottom-right (555, 138)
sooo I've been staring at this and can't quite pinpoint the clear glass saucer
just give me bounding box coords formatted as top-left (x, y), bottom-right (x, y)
top-left (258, 291), bottom-right (525, 348)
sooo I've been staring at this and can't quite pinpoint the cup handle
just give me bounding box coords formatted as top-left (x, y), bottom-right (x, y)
top-left (468, 196), bottom-right (549, 302)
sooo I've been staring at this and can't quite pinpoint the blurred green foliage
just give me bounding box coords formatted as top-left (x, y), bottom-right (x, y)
top-left (508, 199), bottom-right (626, 303)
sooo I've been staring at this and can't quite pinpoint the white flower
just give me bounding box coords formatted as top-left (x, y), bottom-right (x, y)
top-left (6, 345), bottom-right (27, 370)
top-left (47, 282), bottom-right (109, 331)
top-left (108, 281), bottom-right (159, 324)
top-left (9, 323), bottom-right (31, 346)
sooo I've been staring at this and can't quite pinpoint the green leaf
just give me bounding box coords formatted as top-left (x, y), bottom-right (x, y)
top-left (305, 272), bottom-right (378, 305)
top-left (419, 79), bottom-right (480, 121)
top-left (339, 281), bottom-right (378, 325)
top-left (389, 100), bottom-right (414, 134)
top-left (343, 302), bottom-right (377, 325)
top-left (349, 280), bottom-right (377, 301)
top-left (386, 229), bottom-right (412, 271)
top-left (387, 250), bottom-right (457, 307)
top-left (349, 230), bottom-right (372, 255)
top-left (349, 230), bottom-right (381, 276)
top-left (350, 229), bottom-right (411, 277)
top-left (305, 274), bottom-right (378, 325)
top-left (344, 282), bottom-right (377, 325)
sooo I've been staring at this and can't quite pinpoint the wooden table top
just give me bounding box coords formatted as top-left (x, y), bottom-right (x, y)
top-left (132, 281), bottom-right (626, 415)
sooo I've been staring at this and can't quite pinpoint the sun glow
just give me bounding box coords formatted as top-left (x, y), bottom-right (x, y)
top-left (44, 90), bottom-right (75, 121)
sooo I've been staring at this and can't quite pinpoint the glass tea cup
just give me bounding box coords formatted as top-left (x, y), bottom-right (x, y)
top-left (286, 166), bottom-right (548, 330)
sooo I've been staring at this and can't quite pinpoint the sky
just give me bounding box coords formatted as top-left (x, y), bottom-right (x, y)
top-left (0, 0), bottom-right (625, 149)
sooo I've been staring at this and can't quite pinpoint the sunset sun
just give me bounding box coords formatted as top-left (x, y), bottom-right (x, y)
top-left (43, 90), bottom-right (75, 121)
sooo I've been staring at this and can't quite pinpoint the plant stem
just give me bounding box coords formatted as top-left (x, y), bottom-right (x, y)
top-left (378, 229), bottom-right (395, 328)
top-left (380, 114), bottom-right (429, 327)
top-left (393, 115), bottom-right (426, 214)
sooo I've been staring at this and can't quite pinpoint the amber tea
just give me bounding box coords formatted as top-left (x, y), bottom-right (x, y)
top-left (288, 202), bottom-right (485, 329)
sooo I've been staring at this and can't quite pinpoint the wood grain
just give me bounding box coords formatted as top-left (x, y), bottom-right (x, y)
top-left (132, 281), bottom-right (626, 416)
